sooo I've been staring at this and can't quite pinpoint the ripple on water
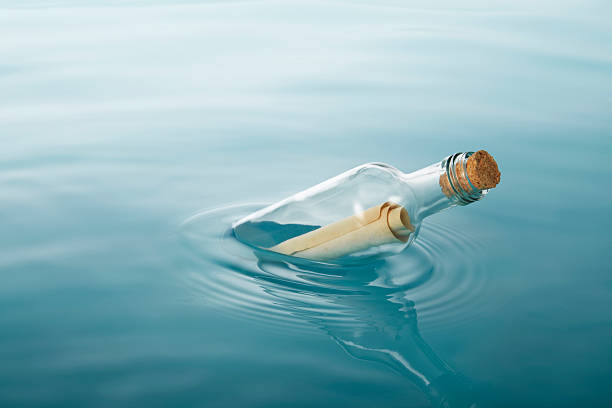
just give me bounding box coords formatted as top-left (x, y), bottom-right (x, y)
top-left (179, 204), bottom-right (490, 334)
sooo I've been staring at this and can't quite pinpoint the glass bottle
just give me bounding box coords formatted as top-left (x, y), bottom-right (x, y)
top-left (233, 150), bottom-right (500, 263)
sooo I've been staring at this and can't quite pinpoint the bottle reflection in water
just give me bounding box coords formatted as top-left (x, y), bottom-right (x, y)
top-left (251, 256), bottom-right (481, 408)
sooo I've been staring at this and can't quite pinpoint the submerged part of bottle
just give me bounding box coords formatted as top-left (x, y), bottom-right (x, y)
top-left (233, 150), bottom-right (500, 263)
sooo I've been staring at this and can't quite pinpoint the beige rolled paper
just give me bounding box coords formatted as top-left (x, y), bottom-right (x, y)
top-left (269, 202), bottom-right (415, 261)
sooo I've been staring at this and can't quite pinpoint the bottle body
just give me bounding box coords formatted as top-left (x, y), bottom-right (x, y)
top-left (234, 152), bottom-right (498, 262)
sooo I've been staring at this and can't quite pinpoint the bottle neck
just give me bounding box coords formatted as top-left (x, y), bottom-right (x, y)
top-left (401, 152), bottom-right (488, 223)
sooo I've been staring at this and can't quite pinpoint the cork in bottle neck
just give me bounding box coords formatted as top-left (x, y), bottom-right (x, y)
top-left (439, 150), bottom-right (501, 205)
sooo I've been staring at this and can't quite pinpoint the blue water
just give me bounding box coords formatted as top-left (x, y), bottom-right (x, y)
top-left (1, 1), bottom-right (612, 407)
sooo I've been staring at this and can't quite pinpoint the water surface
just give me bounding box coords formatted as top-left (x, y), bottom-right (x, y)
top-left (1, 1), bottom-right (612, 407)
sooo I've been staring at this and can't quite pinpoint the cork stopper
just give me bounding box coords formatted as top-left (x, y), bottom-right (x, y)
top-left (466, 150), bottom-right (500, 190)
top-left (439, 150), bottom-right (501, 201)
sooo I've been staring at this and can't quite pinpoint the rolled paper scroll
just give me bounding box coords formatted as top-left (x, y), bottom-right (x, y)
top-left (269, 202), bottom-right (415, 261)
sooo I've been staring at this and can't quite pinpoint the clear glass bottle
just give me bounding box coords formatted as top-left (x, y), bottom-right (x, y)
top-left (234, 150), bottom-right (500, 263)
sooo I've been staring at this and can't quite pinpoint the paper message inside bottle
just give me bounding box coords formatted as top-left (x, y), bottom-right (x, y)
top-left (269, 201), bottom-right (414, 261)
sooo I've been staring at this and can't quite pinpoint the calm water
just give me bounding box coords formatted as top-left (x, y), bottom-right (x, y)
top-left (1, 1), bottom-right (612, 407)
